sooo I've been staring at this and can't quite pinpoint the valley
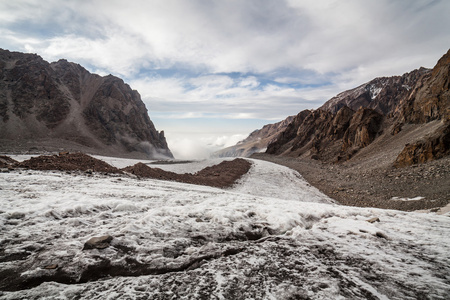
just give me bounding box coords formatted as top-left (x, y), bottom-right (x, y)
top-left (0, 44), bottom-right (449, 300)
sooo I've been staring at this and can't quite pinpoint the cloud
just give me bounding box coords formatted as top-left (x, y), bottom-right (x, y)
top-left (166, 136), bottom-right (212, 160)
top-left (165, 132), bottom-right (247, 160)
top-left (130, 73), bottom-right (329, 121)
top-left (3, 0), bottom-right (449, 83)
top-left (211, 134), bottom-right (247, 148)
top-left (2, 0), bottom-right (449, 78)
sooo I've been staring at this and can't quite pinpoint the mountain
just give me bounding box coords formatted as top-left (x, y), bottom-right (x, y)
top-left (0, 49), bottom-right (173, 159)
top-left (212, 116), bottom-right (294, 158)
top-left (320, 68), bottom-right (430, 115)
top-left (265, 49), bottom-right (450, 166)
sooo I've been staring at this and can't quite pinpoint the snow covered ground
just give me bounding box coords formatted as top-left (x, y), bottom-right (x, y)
top-left (0, 158), bottom-right (449, 299)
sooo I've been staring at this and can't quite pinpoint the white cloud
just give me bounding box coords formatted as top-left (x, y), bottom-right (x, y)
top-left (131, 73), bottom-right (329, 121)
top-left (239, 76), bottom-right (259, 88)
top-left (166, 136), bottom-right (212, 160)
top-left (165, 132), bottom-right (247, 160)
top-left (2, 0), bottom-right (449, 79)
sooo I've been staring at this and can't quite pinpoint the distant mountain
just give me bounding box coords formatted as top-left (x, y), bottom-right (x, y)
top-left (0, 49), bottom-right (173, 159)
top-left (212, 116), bottom-right (295, 158)
top-left (265, 49), bottom-right (450, 166)
top-left (320, 68), bottom-right (430, 115)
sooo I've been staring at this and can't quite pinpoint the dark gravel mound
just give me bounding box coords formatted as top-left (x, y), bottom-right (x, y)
top-left (123, 158), bottom-right (252, 188)
top-left (0, 155), bottom-right (17, 168)
top-left (8, 153), bottom-right (251, 188)
top-left (122, 163), bottom-right (179, 181)
top-left (15, 152), bottom-right (122, 174)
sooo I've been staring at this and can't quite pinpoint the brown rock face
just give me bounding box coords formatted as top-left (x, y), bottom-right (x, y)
top-left (393, 49), bottom-right (450, 166)
top-left (266, 106), bottom-right (383, 162)
top-left (0, 51), bottom-right (70, 130)
top-left (266, 110), bottom-right (312, 155)
top-left (398, 49), bottom-right (450, 124)
top-left (341, 108), bottom-right (383, 156)
top-left (0, 49), bottom-right (172, 159)
top-left (394, 122), bottom-right (450, 167)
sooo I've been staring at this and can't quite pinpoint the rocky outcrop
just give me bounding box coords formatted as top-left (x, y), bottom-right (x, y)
top-left (266, 110), bottom-right (312, 156)
top-left (394, 121), bottom-right (450, 167)
top-left (266, 106), bottom-right (384, 162)
top-left (398, 50), bottom-right (450, 124)
top-left (266, 49), bottom-right (450, 166)
top-left (212, 116), bottom-right (294, 157)
top-left (0, 51), bottom-right (71, 130)
top-left (340, 108), bottom-right (383, 160)
top-left (83, 235), bottom-right (114, 250)
top-left (0, 49), bottom-right (172, 159)
top-left (392, 49), bottom-right (450, 166)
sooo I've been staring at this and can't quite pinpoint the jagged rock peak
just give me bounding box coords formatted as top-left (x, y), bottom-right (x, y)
top-left (397, 49), bottom-right (450, 124)
top-left (0, 49), bottom-right (173, 159)
top-left (320, 68), bottom-right (431, 116)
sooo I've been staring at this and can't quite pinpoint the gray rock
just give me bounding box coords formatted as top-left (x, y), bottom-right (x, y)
top-left (43, 264), bottom-right (58, 269)
top-left (366, 217), bottom-right (380, 223)
top-left (8, 212), bottom-right (25, 219)
top-left (83, 235), bottom-right (113, 250)
top-left (375, 231), bottom-right (388, 239)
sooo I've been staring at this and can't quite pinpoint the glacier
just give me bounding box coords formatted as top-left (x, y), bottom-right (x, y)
top-left (0, 157), bottom-right (449, 299)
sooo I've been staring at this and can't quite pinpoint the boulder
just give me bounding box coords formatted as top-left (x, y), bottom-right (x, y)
top-left (366, 217), bottom-right (380, 223)
top-left (83, 235), bottom-right (113, 250)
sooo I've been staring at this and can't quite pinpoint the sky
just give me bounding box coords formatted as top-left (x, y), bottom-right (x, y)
top-left (1, 0), bottom-right (449, 159)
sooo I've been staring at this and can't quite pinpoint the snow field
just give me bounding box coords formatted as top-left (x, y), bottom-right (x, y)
top-left (0, 158), bottom-right (449, 299)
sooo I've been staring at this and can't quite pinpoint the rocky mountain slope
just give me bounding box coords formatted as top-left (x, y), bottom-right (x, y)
top-left (266, 49), bottom-right (450, 166)
top-left (320, 68), bottom-right (430, 115)
top-left (0, 49), bottom-right (173, 159)
top-left (212, 116), bottom-right (294, 157)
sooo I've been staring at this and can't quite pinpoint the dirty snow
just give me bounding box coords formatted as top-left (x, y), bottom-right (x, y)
top-left (391, 196), bottom-right (426, 201)
top-left (369, 85), bottom-right (382, 99)
top-left (0, 158), bottom-right (449, 299)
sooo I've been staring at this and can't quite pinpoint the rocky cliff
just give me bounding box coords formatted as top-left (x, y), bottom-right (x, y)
top-left (266, 49), bottom-right (450, 166)
top-left (393, 49), bottom-right (450, 166)
top-left (0, 49), bottom-right (173, 159)
top-left (266, 106), bottom-right (384, 162)
top-left (212, 116), bottom-right (294, 158)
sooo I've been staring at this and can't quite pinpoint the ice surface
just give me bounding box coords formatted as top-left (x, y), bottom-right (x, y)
top-left (0, 158), bottom-right (449, 299)
top-left (148, 157), bottom-right (236, 174)
top-left (92, 155), bottom-right (156, 169)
